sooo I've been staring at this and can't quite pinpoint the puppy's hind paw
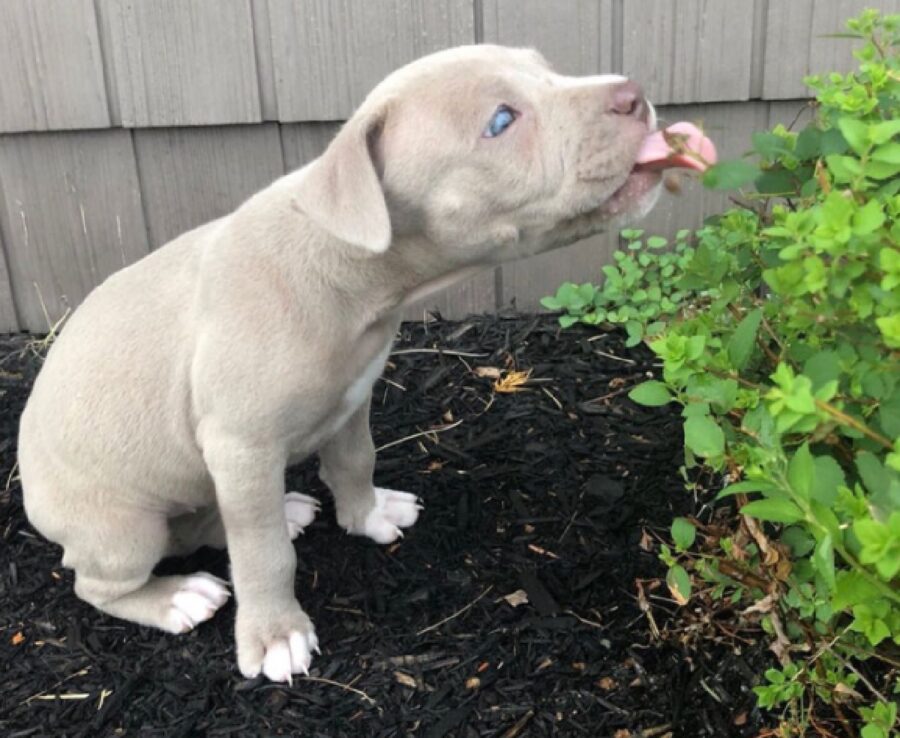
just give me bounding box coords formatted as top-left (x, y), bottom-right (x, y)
top-left (348, 488), bottom-right (422, 545)
top-left (284, 492), bottom-right (320, 540)
top-left (165, 572), bottom-right (230, 634)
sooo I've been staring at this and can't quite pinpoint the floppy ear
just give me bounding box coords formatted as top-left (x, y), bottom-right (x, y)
top-left (293, 112), bottom-right (391, 253)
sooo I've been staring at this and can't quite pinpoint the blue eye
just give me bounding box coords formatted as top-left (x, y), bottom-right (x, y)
top-left (483, 105), bottom-right (517, 138)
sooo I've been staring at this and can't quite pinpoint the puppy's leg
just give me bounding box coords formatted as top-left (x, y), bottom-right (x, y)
top-left (201, 428), bottom-right (318, 683)
top-left (167, 493), bottom-right (320, 557)
top-left (66, 507), bottom-right (230, 633)
top-left (318, 397), bottom-right (422, 544)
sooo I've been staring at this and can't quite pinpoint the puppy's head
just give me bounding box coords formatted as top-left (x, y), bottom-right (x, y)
top-left (295, 45), bottom-right (715, 264)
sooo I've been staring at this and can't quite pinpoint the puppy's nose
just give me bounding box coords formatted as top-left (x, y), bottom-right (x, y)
top-left (609, 80), bottom-right (648, 122)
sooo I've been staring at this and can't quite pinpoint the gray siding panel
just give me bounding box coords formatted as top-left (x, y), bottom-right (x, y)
top-left (280, 122), bottom-right (343, 172)
top-left (102, 0), bottom-right (261, 126)
top-left (0, 130), bottom-right (149, 331)
top-left (134, 125), bottom-right (284, 248)
top-left (251, 0), bottom-right (280, 121)
top-left (499, 234), bottom-right (615, 313)
top-left (763, 0), bottom-right (900, 99)
top-left (482, 0), bottom-right (616, 75)
top-left (0, 231), bottom-right (19, 332)
top-left (0, 0), bottom-right (110, 133)
top-left (622, 0), bottom-right (754, 104)
top-left (401, 270), bottom-right (497, 321)
top-left (269, 0), bottom-right (476, 121)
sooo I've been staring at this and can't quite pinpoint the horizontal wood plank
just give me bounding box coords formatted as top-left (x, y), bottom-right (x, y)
top-left (0, 0), bottom-right (109, 133)
top-left (101, 0), bottom-right (261, 126)
top-left (134, 125), bottom-right (284, 248)
top-left (269, 0), bottom-right (475, 121)
top-left (623, 0), bottom-right (754, 104)
top-left (0, 130), bottom-right (149, 331)
top-left (482, 0), bottom-right (615, 75)
top-left (499, 234), bottom-right (616, 313)
top-left (280, 122), bottom-right (343, 172)
top-left (763, 0), bottom-right (900, 99)
top-left (0, 231), bottom-right (19, 332)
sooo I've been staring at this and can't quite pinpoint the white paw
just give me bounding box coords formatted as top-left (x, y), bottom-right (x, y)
top-left (349, 488), bottom-right (422, 545)
top-left (165, 572), bottom-right (230, 634)
top-left (284, 492), bottom-right (320, 540)
top-left (259, 630), bottom-right (320, 684)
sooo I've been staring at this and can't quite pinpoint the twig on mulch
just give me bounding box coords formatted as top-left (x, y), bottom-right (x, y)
top-left (417, 586), bottom-right (493, 635)
top-left (301, 675), bottom-right (378, 707)
top-left (374, 420), bottom-right (463, 452)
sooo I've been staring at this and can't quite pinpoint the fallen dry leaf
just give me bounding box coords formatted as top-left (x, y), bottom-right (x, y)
top-left (11, 631), bottom-right (25, 646)
top-left (639, 528), bottom-right (654, 552)
top-left (503, 589), bottom-right (529, 608)
top-left (494, 369), bottom-right (532, 393)
top-left (394, 671), bottom-right (417, 688)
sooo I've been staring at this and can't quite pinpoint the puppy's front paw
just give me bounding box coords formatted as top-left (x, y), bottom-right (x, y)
top-left (165, 572), bottom-right (231, 634)
top-left (236, 604), bottom-right (319, 683)
top-left (347, 488), bottom-right (422, 545)
top-left (284, 491), bottom-right (320, 540)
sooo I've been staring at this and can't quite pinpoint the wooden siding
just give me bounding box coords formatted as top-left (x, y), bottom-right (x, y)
top-left (268, 0), bottom-right (476, 121)
top-left (0, 131), bottom-right (149, 331)
top-left (0, 0), bottom-right (884, 326)
top-left (482, 0), bottom-right (616, 75)
top-left (0, 229), bottom-right (18, 333)
top-left (623, 0), bottom-right (755, 104)
top-left (99, 0), bottom-right (262, 126)
top-left (0, 0), bottom-right (110, 133)
top-left (134, 125), bottom-right (285, 248)
top-left (763, 0), bottom-right (900, 99)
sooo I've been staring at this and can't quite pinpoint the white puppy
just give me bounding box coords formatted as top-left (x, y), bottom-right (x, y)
top-left (18, 45), bottom-right (715, 683)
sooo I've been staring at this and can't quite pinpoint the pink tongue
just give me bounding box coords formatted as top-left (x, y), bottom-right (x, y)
top-left (635, 122), bottom-right (717, 172)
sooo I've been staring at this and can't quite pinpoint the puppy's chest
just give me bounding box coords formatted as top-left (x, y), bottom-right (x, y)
top-left (301, 341), bottom-right (392, 451)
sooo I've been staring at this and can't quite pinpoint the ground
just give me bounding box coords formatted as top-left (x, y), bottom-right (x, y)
top-left (0, 315), bottom-right (768, 737)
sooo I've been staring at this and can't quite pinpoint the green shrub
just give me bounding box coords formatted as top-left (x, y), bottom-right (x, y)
top-left (547, 10), bottom-right (900, 735)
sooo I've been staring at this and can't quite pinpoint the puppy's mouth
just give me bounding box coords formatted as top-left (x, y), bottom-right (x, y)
top-left (599, 122), bottom-right (718, 217)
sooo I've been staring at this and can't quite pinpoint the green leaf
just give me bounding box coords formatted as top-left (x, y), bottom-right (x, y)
top-left (813, 534), bottom-right (835, 589)
top-left (716, 479), bottom-right (781, 499)
top-left (811, 455), bottom-right (845, 506)
top-left (870, 119), bottom-right (900, 144)
top-left (752, 132), bottom-right (790, 158)
top-left (794, 126), bottom-right (822, 159)
top-left (671, 517), bottom-right (696, 551)
top-left (540, 296), bottom-right (561, 310)
top-left (803, 351), bottom-right (841, 391)
top-left (629, 381), bottom-right (672, 407)
top-left (741, 499), bottom-right (805, 524)
top-left (787, 443), bottom-right (815, 501)
top-left (684, 414), bottom-right (725, 458)
top-left (871, 141), bottom-right (900, 165)
top-left (559, 314), bottom-right (578, 328)
top-left (727, 308), bottom-right (763, 370)
top-left (666, 564), bottom-right (692, 605)
top-left (852, 199), bottom-right (886, 234)
top-left (838, 118), bottom-right (870, 155)
top-left (702, 160), bottom-right (759, 190)
top-left (756, 168), bottom-right (797, 196)
top-left (833, 570), bottom-right (881, 611)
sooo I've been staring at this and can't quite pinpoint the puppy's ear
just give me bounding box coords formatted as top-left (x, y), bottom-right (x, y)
top-left (294, 110), bottom-right (391, 253)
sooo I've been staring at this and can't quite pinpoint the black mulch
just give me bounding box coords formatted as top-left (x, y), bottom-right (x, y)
top-left (1, 314), bottom-right (770, 737)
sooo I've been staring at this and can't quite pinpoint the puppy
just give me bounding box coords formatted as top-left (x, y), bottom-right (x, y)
top-left (18, 45), bottom-right (715, 683)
